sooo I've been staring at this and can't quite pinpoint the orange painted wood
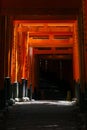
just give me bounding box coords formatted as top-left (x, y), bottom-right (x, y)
top-left (14, 20), bottom-right (76, 24)
top-left (33, 48), bottom-right (72, 54)
top-left (29, 32), bottom-right (73, 36)
top-left (29, 39), bottom-right (73, 47)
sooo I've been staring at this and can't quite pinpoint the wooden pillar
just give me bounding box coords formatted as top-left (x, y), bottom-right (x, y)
top-left (0, 16), bottom-right (14, 110)
top-left (17, 29), bottom-right (25, 82)
top-left (82, 0), bottom-right (87, 88)
top-left (5, 16), bottom-right (13, 78)
top-left (0, 16), bottom-right (5, 89)
top-left (73, 21), bottom-right (80, 82)
top-left (29, 47), bottom-right (34, 92)
top-left (73, 21), bottom-right (81, 103)
top-left (0, 16), bottom-right (13, 88)
top-left (77, 11), bottom-right (85, 93)
top-left (11, 23), bottom-right (18, 82)
top-left (32, 55), bottom-right (39, 93)
top-left (32, 53), bottom-right (35, 93)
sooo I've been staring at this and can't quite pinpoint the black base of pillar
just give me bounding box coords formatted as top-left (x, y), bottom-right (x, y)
top-left (79, 92), bottom-right (85, 112)
top-left (21, 79), bottom-right (28, 97)
top-left (4, 77), bottom-right (11, 101)
top-left (13, 82), bottom-right (19, 99)
top-left (19, 84), bottom-right (23, 99)
top-left (0, 89), bottom-right (6, 110)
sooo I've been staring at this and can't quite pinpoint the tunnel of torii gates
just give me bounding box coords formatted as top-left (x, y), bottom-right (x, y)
top-left (8, 20), bottom-right (80, 97)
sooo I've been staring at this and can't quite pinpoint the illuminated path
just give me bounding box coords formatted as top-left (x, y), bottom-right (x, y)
top-left (5, 101), bottom-right (87, 130)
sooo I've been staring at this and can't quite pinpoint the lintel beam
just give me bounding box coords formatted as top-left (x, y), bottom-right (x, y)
top-left (33, 48), bottom-right (72, 54)
top-left (29, 39), bottom-right (73, 47)
top-left (29, 32), bottom-right (73, 37)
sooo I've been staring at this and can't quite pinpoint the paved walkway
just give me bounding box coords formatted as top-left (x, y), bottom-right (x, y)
top-left (0, 100), bottom-right (87, 130)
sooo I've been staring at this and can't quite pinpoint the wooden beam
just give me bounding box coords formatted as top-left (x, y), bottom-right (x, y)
top-left (29, 32), bottom-right (73, 36)
top-left (29, 39), bottom-right (73, 47)
top-left (39, 54), bottom-right (72, 60)
top-left (14, 20), bottom-right (76, 24)
top-left (33, 48), bottom-right (72, 54)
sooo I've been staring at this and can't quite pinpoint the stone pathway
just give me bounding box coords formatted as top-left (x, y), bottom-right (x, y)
top-left (1, 101), bottom-right (87, 130)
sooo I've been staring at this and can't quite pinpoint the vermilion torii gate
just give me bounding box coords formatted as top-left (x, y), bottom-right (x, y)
top-left (10, 20), bottom-right (80, 95)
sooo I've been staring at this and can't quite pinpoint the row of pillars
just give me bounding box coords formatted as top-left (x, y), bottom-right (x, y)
top-left (0, 77), bottom-right (33, 110)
